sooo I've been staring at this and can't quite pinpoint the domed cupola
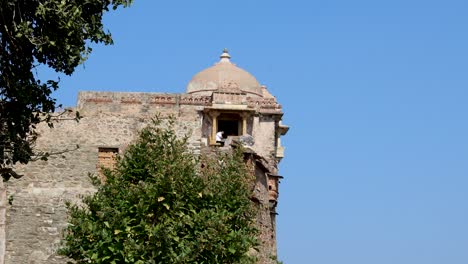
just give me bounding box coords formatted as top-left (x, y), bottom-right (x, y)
top-left (186, 49), bottom-right (263, 97)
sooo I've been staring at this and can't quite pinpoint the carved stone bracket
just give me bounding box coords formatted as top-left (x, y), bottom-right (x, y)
top-left (208, 110), bottom-right (220, 118)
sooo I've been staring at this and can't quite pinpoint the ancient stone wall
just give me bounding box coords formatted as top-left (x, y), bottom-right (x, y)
top-left (4, 91), bottom-right (280, 263)
top-left (252, 115), bottom-right (277, 161)
top-left (4, 112), bottom-right (154, 263)
top-left (253, 165), bottom-right (277, 264)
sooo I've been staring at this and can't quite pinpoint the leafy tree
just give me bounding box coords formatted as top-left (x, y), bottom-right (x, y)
top-left (0, 0), bottom-right (132, 180)
top-left (59, 119), bottom-right (258, 263)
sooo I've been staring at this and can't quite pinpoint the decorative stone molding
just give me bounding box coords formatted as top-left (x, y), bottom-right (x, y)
top-left (247, 97), bottom-right (282, 110)
top-left (220, 79), bottom-right (240, 90)
top-left (180, 95), bottom-right (211, 106)
top-left (84, 98), bottom-right (113, 103)
top-left (120, 98), bottom-right (142, 104)
top-left (212, 91), bottom-right (246, 105)
top-left (149, 95), bottom-right (176, 105)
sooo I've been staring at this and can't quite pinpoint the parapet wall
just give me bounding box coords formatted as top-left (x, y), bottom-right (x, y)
top-left (77, 91), bottom-right (283, 116)
top-left (77, 91), bottom-right (211, 117)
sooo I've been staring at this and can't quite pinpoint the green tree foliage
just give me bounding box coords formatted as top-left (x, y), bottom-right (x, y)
top-left (59, 120), bottom-right (258, 263)
top-left (0, 0), bottom-right (132, 180)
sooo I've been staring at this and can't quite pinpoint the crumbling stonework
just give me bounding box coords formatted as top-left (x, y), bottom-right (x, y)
top-left (2, 50), bottom-right (288, 264)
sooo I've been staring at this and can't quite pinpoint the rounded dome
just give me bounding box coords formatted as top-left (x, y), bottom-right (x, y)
top-left (186, 50), bottom-right (263, 97)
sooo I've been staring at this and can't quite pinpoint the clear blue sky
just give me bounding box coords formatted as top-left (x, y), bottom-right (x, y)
top-left (43, 1), bottom-right (468, 263)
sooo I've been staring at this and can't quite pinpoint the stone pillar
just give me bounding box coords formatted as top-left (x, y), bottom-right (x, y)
top-left (241, 112), bottom-right (249, 136)
top-left (209, 111), bottom-right (220, 144)
top-left (252, 115), bottom-right (260, 139)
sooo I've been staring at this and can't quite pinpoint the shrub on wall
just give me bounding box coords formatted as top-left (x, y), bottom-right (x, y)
top-left (59, 119), bottom-right (258, 263)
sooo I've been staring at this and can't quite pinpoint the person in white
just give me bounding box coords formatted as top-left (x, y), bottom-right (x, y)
top-left (216, 131), bottom-right (225, 144)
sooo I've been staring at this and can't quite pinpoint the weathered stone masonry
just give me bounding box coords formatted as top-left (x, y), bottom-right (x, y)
top-left (2, 50), bottom-right (289, 264)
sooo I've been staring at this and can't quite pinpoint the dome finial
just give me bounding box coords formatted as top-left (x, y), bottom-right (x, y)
top-left (219, 48), bottom-right (231, 63)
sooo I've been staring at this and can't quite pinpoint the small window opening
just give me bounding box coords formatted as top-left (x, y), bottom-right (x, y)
top-left (98, 148), bottom-right (118, 177)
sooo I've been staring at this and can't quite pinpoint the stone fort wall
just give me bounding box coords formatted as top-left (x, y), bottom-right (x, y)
top-left (2, 91), bottom-right (279, 264)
